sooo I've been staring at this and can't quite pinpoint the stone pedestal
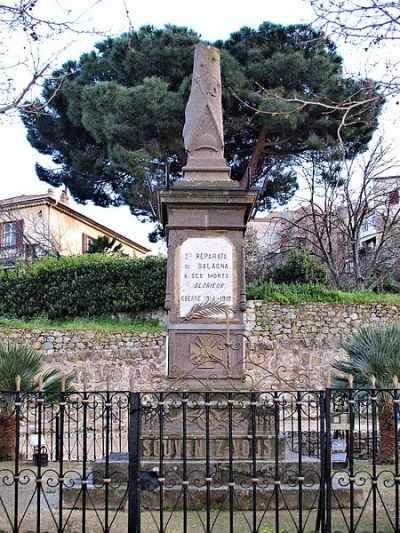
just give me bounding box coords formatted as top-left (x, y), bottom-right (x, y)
top-left (157, 186), bottom-right (257, 385)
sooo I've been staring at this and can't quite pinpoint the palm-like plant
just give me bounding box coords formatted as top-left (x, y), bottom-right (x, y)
top-left (333, 323), bottom-right (400, 462)
top-left (0, 342), bottom-right (74, 460)
top-left (87, 236), bottom-right (125, 255)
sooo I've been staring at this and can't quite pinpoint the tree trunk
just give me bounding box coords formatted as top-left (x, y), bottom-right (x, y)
top-left (378, 401), bottom-right (396, 463)
top-left (240, 123), bottom-right (267, 187)
top-left (0, 409), bottom-right (16, 461)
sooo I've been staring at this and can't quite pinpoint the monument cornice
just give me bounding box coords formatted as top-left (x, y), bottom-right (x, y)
top-left (157, 186), bottom-right (258, 227)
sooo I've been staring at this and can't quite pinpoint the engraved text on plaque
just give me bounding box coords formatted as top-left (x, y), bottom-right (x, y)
top-left (179, 237), bottom-right (233, 317)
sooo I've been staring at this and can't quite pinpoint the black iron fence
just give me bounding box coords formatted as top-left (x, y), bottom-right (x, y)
top-left (0, 387), bottom-right (399, 532)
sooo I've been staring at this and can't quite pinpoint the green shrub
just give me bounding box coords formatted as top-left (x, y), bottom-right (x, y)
top-left (0, 254), bottom-right (166, 319)
top-left (272, 248), bottom-right (328, 286)
top-left (375, 276), bottom-right (400, 294)
top-left (246, 281), bottom-right (400, 305)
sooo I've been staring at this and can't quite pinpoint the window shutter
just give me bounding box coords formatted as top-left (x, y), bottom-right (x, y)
top-left (16, 219), bottom-right (24, 246)
top-left (0, 222), bottom-right (3, 247)
top-left (389, 190), bottom-right (399, 206)
top-left (82, 232), bottom-right (88, 253)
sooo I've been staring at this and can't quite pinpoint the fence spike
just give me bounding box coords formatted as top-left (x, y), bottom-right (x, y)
top-left (324, 371), bottom-right (331, 388)
top-left (393, 375), bottom-right (399, 389)
top-left (37, 374), bottom-right (43, 392)
top-left (83, 371), bottom-right (88, 392)
top-left (15, 374), bottom-right (21, 392)
top-left (106, 371), bottom-right (112, 391)
top-left (371, 375), bottom-right (376, 389)
top-left (60, 374), bottom-right (66, 392)
top-left (348, 374), bottom-right (354, 389)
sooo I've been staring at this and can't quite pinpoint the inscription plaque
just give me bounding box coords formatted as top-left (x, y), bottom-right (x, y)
top-left (180, 237), bottom-right (233, 317)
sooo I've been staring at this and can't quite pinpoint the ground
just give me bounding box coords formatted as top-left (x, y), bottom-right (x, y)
top-left (0, 461), bottom-right (396, 532)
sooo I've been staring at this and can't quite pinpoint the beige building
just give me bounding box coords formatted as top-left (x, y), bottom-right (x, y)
top-left (0, 189), bottom-right (149, 266)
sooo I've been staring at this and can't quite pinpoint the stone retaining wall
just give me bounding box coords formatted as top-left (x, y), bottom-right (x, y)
top-left (0, 327), bottom-right (167, 390)
top-left (0, 301), bottom-right (398, 389)
top-left (244, 301), bottom-right (400, 389)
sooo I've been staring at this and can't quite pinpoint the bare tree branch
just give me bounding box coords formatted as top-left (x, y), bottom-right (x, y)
top-left (309, 0), bottom-right (400, 95)
top-left (265, 139), bottom-right (400, 289)
top-left (0, 0), bottom-right (108, 117)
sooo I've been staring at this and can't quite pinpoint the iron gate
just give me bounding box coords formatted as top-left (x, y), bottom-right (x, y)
top-left (0, 388), bottom-right (399, 532)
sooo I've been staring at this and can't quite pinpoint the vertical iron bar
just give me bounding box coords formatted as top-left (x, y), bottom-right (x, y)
top-left (67, 404), bottom-right (71, 461)
top-left (13, 389), bottom-right (21, 533)
top-left (205, 392), bottom-right (211, 533)
top-left (316, 390), bottom-right (326, 533)
top-left (394, 386), bottom-right (399, 533)
top-left (182, 392), bottom-right (188, 533)
top-left (49, 405), bottom-right (54, 461)
top-left (296, 391), bottom-right (303, 533)
top-left (36, 389), bottom-right (43, 533)
top-left (104, 390), bottom-right (112, 533)
top-left (274, 392), bottom-right (280, 533)
top-left (93, 399), bottom-right (97, 461)
top-left (251, 392), bottom-right (257, 533)
top-left (81, 391), bottom-right (88, 533)
top-left (25, 403), bottom-right (29, 459)
top-left (307, 400), bottom-right (312, 456)
top-left (102, 397), bottom-right (106, 458)
top-left (128, 392), bottom-right (141, 533)
top-left (325, 387), bottom-right (332, 533)
top-left (371, 387), bottom-right (378, 533)
top-left (228, 393), bottom-right (234, 533)
top-left (119, 399), bottom-right (123, 452)
top-left (75, 401), bottom-right (80, 461)
top-left (348, 387), bottom-right (355, 533)
top-left (58, 389), bottom-right (65, 533)
top-left (159, 393), bottom-right (164, 533)
top-left (366, 401), bottom-right (370, 457)
top-left (55, 414), bottom-right (60, 462)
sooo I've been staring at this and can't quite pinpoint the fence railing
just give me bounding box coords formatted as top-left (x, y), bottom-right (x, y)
top-left (0, 387), bottom-right (399, 532)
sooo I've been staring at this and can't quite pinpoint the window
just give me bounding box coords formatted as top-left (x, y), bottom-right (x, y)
top-left (82, 232), bottom-right (95, 253)
top-left (361, 220), bottom-right (369, 232)
top-left (3, 222), bottom-right (17, 247)
top-left (344, 260), bottom-right (354, 273)
top-left (87, 237), bottom-right (95, 251)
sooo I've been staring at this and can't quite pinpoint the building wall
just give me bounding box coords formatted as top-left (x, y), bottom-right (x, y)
top-left (48, 206), bottom-right (141, 257)
top-left (0, 201), bottom-right (145, 258)
top-left (1, 301), bottom-right (399, 391)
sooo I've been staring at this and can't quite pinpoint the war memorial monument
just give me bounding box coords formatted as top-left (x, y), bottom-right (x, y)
top-left (157, 43), bottom-right (258, 386)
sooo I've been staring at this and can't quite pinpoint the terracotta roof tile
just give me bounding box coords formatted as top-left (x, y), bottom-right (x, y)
top-left (0, 194), bottom-right (48, 205)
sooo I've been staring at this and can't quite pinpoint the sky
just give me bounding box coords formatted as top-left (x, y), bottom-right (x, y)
top-left (0, 0), bottom-right (398, 253)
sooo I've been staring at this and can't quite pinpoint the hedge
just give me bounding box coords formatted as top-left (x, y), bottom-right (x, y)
top-left (247, 281), bottom-right (400, 305)
top-left (0, 254), bottom-right (167, 319)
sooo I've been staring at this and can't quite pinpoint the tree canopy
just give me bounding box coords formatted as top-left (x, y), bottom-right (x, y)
top-left (22, 23), bottom-right (382, 237)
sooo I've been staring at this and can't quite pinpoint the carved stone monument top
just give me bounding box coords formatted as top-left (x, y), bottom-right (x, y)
top-left (180, 44), bottom-right (236, 186)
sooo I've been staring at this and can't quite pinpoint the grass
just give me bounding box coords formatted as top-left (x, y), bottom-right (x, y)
top-left (1, 283), bottom-right (400, 332)
top-left (0, 315), bottom-right (166, 333)
top-left (247, 281), bottom-right (400, 305)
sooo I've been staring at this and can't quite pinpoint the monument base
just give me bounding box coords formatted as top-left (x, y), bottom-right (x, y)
top-left (64, 454), bottom-right (363, 511)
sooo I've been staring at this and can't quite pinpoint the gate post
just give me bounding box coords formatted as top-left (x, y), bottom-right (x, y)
top-left (128, 392), bottom-right (141, 533)
top-left (325, 384), bottom-right (332, 533)
top-left (315, 389), bottom-right (326, 533)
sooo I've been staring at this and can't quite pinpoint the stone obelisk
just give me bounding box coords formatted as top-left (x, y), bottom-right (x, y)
top-left (157, 44), bottom-right (258, 387)
top-left (180, 44), bottom-right (232, 186)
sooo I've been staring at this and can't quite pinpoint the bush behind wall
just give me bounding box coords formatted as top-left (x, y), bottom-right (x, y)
top-left (0, 254), bottom-right (167, 319)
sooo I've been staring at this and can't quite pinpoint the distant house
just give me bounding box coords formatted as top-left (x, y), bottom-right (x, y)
top-left (360, 176), bottom-right (400, 250)
top-left (248, 208), bottom-right (313, 256)
top-left (249, 176), bottom-right (400, 281)
top-left (0, 189), bottom-right (150, 267)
